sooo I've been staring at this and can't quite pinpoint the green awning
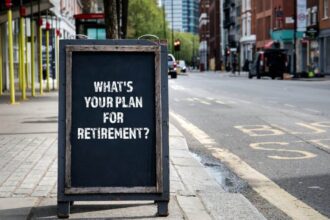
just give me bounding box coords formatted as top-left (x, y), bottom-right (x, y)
top-left (271, 29), bottom-right (304, 42)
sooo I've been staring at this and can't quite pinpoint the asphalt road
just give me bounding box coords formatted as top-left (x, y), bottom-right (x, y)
top-left (169, 71), bottom-right (330, 219)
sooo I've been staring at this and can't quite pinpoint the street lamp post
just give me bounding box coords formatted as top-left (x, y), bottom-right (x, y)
top-left (171, 0), bottom-right (174, 55)
top-left (293, 0), bottom-right (298, 78)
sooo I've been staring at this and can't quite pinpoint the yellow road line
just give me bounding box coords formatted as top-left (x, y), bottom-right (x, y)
top-left (170, 111), bottom-right (328, 220)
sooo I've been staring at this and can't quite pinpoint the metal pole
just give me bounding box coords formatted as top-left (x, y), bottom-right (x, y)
top-left (171, 0), bottom-right (174, 55)
top-left (293, 0), bottom-right (297, 77)
top-left (8, 8), bottom-right (16, 104)
top-left (38, 0), bottom-right (43, 95)
top-left (0, 28), bottom-right (2, 96)
top-left (30, 0), bottom-right (36, 96)
top-left (46, 11), bottom-right (50, 92)
top-left (192, 36), bottom-right (195, 68)
top-left (57, 18), bottom-right (60, 89)
top-left (51, 16), bottom-right (54, 90)
top-left (162, 3), bottom-right (166, 39)
top-left (25, 18), bottom-right (29, 90)
top-left (56, 19), bottom-right (59, 90)
top-left (20, 15), bottom-right (27, 100)
top-left (19, 19), bottom-right (22, 91)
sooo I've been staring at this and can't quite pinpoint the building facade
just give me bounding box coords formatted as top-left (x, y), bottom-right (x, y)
top-left (254, 0), bottom-right (272, 49)
top-left (208, 0), bottom-right (221, 70)
top-left (306, 0), bottom-right (320, 75)
top-left (223, 0), bottom-right (241, 70)
top-left (319, 0), bottom-right (330, 74)
top-left (240, 0), bottom-right (256, 66)
top-left (0, 0), bottom-right (81, 96)
top-left (162, 0), bottom-right (199, 34)
top-left (199, 0), bottom-right (210, 70)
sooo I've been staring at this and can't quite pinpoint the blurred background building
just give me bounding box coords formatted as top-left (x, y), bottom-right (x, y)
top-left (197, 0), bottom-right (329, 75)
top-left (161, 0), bottom-right (199, 34)
top-left (199, 0), bottom-right (210, 71)
top-left (0, 0), bottom-right (82, 95)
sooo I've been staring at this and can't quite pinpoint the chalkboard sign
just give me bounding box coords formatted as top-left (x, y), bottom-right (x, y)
top-left (58, 40), bottom-right (169, 218)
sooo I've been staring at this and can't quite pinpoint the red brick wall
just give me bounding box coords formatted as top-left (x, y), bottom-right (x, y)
top-left (255, 0), bottom-right (273, 48)
top-left (319, 0), bottom-right (330, 29)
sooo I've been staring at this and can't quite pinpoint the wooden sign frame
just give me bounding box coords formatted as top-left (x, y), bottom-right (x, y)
top-left (58, 40), bottom-right (169, 218)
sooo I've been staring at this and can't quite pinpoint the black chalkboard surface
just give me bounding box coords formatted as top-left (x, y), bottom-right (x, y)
top-left (58, 40), bottom-right (169, 218)
top-left (70, 52), bottom-right (156, 187)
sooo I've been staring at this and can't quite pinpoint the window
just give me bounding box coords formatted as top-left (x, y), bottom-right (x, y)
top-left (312, 7), bottom-right (318, 25)
top-left (87, 28), bottom-right (106, 40)
top-left (247, 15), bottom-right (251, 35)
top-left (307, 8), bottom-right (311, 26)
top-left (246, 0), bottom-right (251, 10)
top-left (325, 0), bottom-right (329, 18)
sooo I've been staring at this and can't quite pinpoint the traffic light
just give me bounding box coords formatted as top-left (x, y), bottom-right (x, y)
top-left (174, 39), bottom-right (181, 51)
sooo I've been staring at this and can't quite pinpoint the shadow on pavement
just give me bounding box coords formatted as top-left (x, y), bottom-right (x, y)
top-left (27, 203), bottom-right (158, 219)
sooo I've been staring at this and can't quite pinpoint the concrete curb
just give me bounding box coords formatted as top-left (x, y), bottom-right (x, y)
top-left (169, 124), bottom-right (266, 220)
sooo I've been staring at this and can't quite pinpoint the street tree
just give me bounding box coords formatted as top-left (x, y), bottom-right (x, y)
top-left (103, 0), bottom-right (128, 39)
top-left (127, 0), bottom-right (166, 39)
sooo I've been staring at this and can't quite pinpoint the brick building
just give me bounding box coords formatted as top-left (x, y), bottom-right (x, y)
top-left (223, 0), bottom-right (241, 71)
top-left (199, 0), bottom-right (210, 71)
top-left (255, 0), bottom-right (273, 49)
top-left (240, 0), bottom-right (256, 66)
top-left (208, 0), bottom-right (221, 70)
top-left (319, 0), bottom-right (330, 74)
top-left (305, 0), bottom-right (320, 75)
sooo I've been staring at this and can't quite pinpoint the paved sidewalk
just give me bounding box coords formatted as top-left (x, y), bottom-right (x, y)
top-left (0, 91), bottom-right (265, 219)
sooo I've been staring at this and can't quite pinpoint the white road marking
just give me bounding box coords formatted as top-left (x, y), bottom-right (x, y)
top-left (271, 123), bottom-right (327, 135)
top-left (304, 108), bottom-right (321, 114)
top-left (170, 85), bottom-right (185, 91)
top-left (235, 125), bottom-right (285, 137)
top-left (237, 99), bottom-right (252, 104)
top-left (193, 98), bottom-right (211, 105)
top-left (215, 100), bottom-right (226, 105)
top-left (249, 142), bottom-right (317, 160)
top-left (174, 98), bottom-right (180, 102)
top-left (296, 123), bottom-right (326, 134)
top-left (170, 111), bottom-right (328, 220)
top-left (308, 186), bottom-right (324, 190)
top-left (311, 121), bottom-right (330, 128)
top-left (309, 139), bottom-right (330, 150)
top-left (284, 104), bottom-right (296, 108)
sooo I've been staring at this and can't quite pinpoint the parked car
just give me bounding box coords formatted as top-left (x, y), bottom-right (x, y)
top-left (168, 54), bottom-right (177, 78)
top-left (177, 60), bottom-right (187, 73)
top-left (249, 49), bottom-right (288, 80)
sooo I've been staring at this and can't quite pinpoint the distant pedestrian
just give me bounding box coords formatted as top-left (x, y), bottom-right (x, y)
top-left (232, 60), bottom-right (237, 74)
top-left (243, 59), bottom-right (250, 72)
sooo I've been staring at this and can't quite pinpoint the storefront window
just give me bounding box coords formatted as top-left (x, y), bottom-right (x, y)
top-left (324, 0), bottom-right (329, 18)
top-left (87, 28), bottom-right (106, 40)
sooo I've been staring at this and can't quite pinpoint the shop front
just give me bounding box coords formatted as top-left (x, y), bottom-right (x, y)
top-left (319, 29), bottom-right (330, 75)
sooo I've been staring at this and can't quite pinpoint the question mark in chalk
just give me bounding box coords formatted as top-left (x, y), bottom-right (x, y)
top-left (144, 128), bottom-right (150, 139)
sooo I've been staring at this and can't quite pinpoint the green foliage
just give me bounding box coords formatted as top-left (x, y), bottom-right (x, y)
top-left (127, 0), bottom-right (167, 39)
top-left (127, 0), bottom-right (199, 64)
top-left (169, 32), bottom-right (199, 65)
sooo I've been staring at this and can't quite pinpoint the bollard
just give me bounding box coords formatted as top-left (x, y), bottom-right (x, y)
top-left (31, 20), bottom-right (36, 96)
top-left (38, 23), bottom-right (43, 95)
top-left (46, 27), bottom-right (50, 92)
top-left (56, 29), bottom-right (60, 89)
top-left (20, 16), bottom-right (26, 100)
top-left (8, 8), bottom-right (16, 104)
